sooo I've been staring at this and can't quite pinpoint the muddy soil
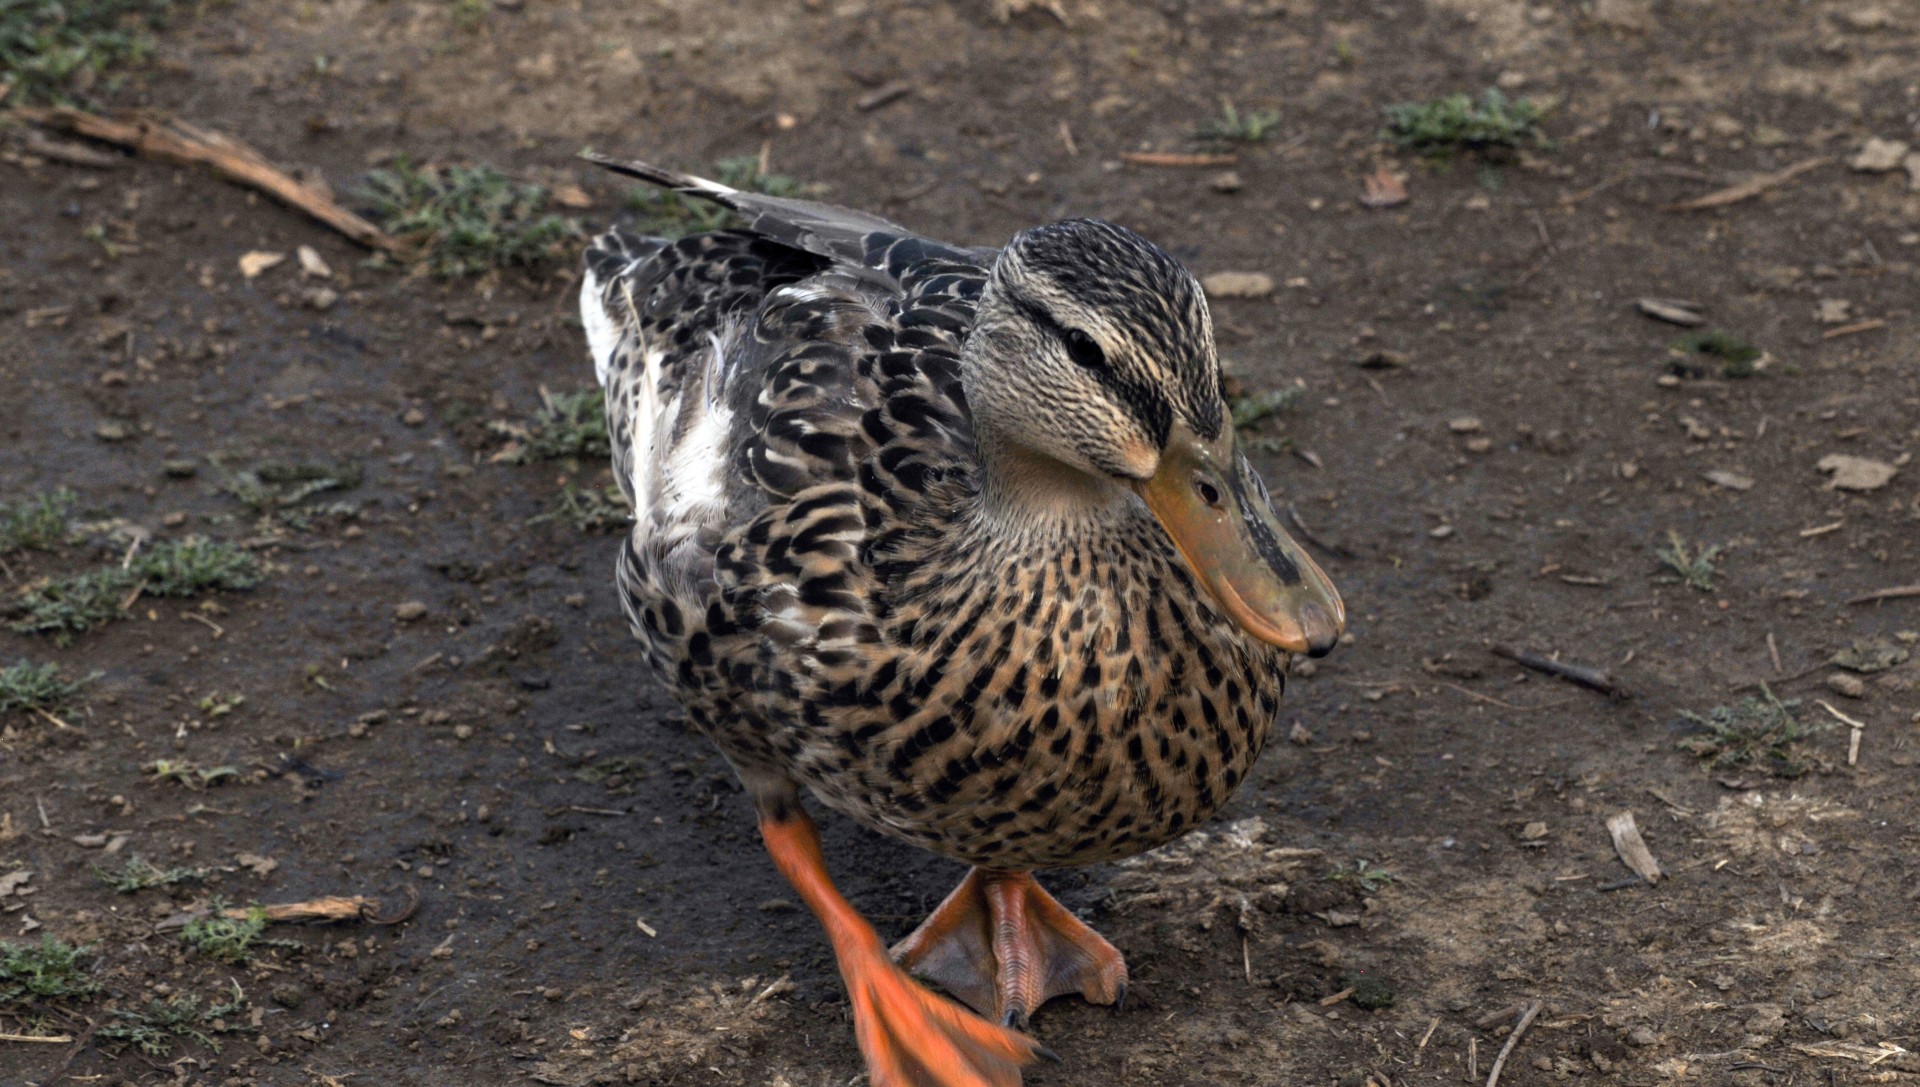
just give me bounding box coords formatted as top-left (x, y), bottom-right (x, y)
top-left (3, 2), bottom-right (1919, 1085)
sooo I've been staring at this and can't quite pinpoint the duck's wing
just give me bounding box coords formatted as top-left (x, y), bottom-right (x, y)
top-left (580, 161), bottom-right (989, 678)
top-left (582, 153), bottom-right (996, 285)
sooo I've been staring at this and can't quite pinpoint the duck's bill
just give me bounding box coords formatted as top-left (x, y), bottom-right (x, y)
top-left (1133, 428), bottom-right (1345, 657)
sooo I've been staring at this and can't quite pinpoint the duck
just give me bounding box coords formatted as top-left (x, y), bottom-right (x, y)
top-left (578, 155), bottom-right (1345, 1087)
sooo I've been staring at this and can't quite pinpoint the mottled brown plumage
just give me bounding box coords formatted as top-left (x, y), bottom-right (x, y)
top-left (580, 156), bottom-right (1342, 1086)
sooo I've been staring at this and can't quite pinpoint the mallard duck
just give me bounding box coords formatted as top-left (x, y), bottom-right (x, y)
top-left (579, 156), bottom-right (1344, 1087)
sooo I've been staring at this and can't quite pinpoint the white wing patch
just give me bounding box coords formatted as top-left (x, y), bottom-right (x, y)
top-left (580, 266), bottom-right (624, 388)
top-left (650, 334), bottom-right (735, 531)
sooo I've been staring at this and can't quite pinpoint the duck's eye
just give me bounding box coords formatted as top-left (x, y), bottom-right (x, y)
top-left (1063, 329), bottom-right (1105, 369)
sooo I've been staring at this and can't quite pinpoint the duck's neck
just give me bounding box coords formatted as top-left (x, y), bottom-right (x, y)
top-left (970, 421), bottom-right (1139, 542)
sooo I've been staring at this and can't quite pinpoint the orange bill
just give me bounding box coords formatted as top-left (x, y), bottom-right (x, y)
top-left (1133, 425), bottom-right (1345, 656)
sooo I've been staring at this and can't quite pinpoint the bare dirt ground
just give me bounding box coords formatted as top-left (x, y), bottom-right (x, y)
top-left (3, 1), bottom-right (1920, 1085)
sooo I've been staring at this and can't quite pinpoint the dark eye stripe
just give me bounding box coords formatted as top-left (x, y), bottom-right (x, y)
top-left (1002, 290), bottom-right (1171, 447)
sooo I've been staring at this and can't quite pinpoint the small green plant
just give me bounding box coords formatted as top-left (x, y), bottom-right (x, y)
top-left (448, 0), bottom-right (489, 30)
top-left (11, 537), bottom-right (261, 642)
top-left (360, 158), bottom-right (583, 277)
top-left (1678, 687), bottom-right (1825, 777)
top-left (1656, 530), bottom-right (1724, 592)
top-left (1344, 971), bottom-right (1395, 1010)
top-left (134, 537), bottom-right (261, 597)
top-left (0, 0), bottom-right (174, 105)
top-left (626, 155), bottom-right (805, 238)
top-left (213, 457), bottom-right (363, 520)
top-left (534, 482), bottom-right (629, 533)
top-left (197, 691), bottom-right (244, 717)
top-left (491, 388), bottom-right (610, 463)
top-left (1671, 330), bottom-right (1762, 379)
top-left (1384, 89), bottom-right (1545, 159)
top-left (1231, 387), bottom-right (1304, 430)
top-left (1326, 859), bottom-right (1396, 893)
top-left (0, 937), bottom-right (100, 1010)
top-left (0, 659), bottom-right (90, 714)
top-left (98, 982), bottom-right (248, 1056)
top-left (94, 855), bottom-right (204, 893)
top-left (144, 758), bottom-right (243, 789)
top-left (0, 489), bottom-right (75, 555)
top-left (1194, 101), bottom-right (1281, 146)
top-left (181, 906), bottom-right (299, 964)
top-left (10, 568), bottom-right (133, 642)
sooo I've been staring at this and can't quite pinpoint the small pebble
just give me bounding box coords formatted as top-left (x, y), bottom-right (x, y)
top-left (1827, 672), bottom-right (1866, 699)
top-left (394, 601), bottom-right (429, 621)
top-left (402, 407), bottom-right (427, 426)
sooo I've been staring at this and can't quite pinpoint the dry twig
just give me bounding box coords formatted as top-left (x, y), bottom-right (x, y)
top-left (1847, 584), bottom-right (1920, 606)
top-left (1817, 700), bottom-right (1868, 767)
top-left (157, 887), bottom-right (420, 931)
top-left (13, 107), bottom-right (398, 252)
top-left (1491, 645), bottom-right (1631, 700)
top-left (1119, 151), bottom-right (1238, 167)
top-left (1663, 156), bottom-right (1831, 212)
top-left (1822, 319), bottom-right (1887, 340)
top-left (1485, 1001), bottom-right (1543, 1087)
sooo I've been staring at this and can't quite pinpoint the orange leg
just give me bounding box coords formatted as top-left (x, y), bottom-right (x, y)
top-left (758, 808), bottom-right (1048, 1087)
top-left (892, 869), bottom-right (1129, 1029)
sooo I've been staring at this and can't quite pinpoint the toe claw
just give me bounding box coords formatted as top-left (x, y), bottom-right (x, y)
top-left (1034, 1043), bottom-right (1063, 1064)
top-left (1113, 982), bottom-right (1128, 1013)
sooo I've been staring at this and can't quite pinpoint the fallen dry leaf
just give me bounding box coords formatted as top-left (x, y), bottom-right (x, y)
top-left (236, 852), bottom-right (280, 877)
top-left (1359, 165), bottom-right (1408, 208)
top-left (0, 870), bottom-right (33, 897)
top-left (1850, 137), bottom-right (1910, 172)
top-left (297, 245), bottom-right (332, 279)
top-left (1201, 271), bottom-right (1275, 299)
top-left (1606, 811), bottom-right (1663, 884)
top-left (552, 183), bottom-right (593, 209)
top-left (238, 250), bottom-right (287, 278)
top-left (1815, 298), bottom-right (1854, 325)
top-left (1704, 469), bottom-right (1754, 491)
top-left (1819, 453), bottom-right (1898, 491)
top-left (1635, 297), bottom-right (1705, 326)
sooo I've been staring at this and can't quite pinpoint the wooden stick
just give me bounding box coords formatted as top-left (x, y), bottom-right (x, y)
top-left (1491, 645), bottom-right (1631, 700)
top-left (1817, 700), bottom-right (1868, 767)
top-left (1484, 1001), bottom-right (1543, 1087)
top-left (12, 107), bottom-right (398, 252)
top-left (0, 1033), bottom-right (73, 1043)
top-left (1821, 318), bottom-right (1887, 340)
top-left (1662, 156), bottom-right (1830, 212)
top-left (1120, 151), bottom-right (1238, 167)
top-left (1848, 584), bottom-right (1920, 605)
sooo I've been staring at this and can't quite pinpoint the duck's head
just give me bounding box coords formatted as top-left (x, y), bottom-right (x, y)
top-left (965, 218), bottom-right (1345, 658)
